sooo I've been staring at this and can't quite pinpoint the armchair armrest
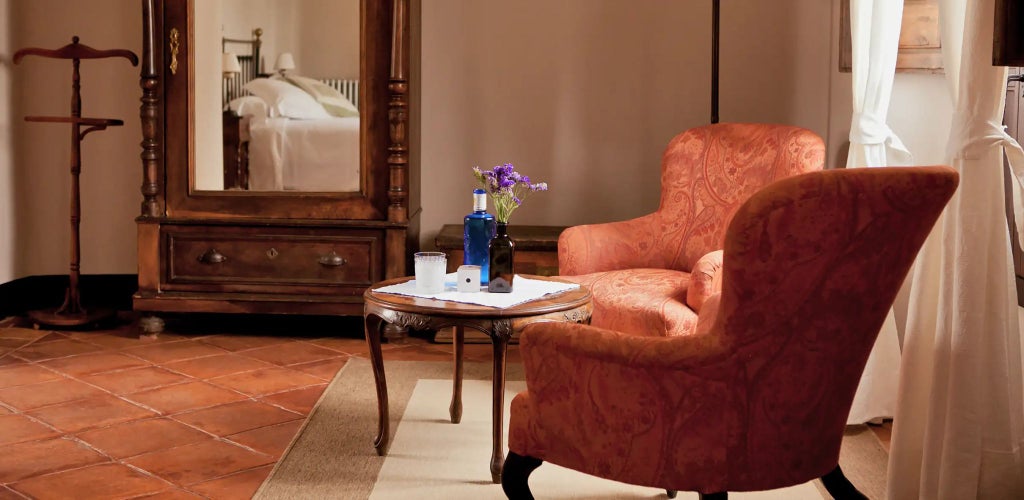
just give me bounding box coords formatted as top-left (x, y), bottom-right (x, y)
top-left (558, 213), bottom-right (662, 275)
top-left (520, 320), bottom-right (728, 373)
top-left (686, 250), bottom-right (724, 313)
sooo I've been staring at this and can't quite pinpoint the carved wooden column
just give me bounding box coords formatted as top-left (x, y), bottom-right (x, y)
top-left (139, 0), bottom-right (161, 218)
top-left (387, 0), bottom-right (409, 224)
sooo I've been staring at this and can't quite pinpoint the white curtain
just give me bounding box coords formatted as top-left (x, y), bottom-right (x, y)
top-left (844, 0), bottom-right (909, 425)
top-left (887, 0), bottom-right (1024, 497)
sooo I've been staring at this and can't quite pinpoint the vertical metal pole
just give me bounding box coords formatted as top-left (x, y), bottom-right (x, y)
top-left (711, 0), bottom-right (720, 124)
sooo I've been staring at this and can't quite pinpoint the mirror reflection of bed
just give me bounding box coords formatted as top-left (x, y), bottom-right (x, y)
top-left (222, 28), bottom-right (359, 192)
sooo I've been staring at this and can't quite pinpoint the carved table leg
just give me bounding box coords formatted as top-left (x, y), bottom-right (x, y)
top-left (382, 323), bottom-right (408, 343)
top-left (450, 326), bottom-right (464, 424)
top-left (490, 330), bottom-right (509, 484)
top-left (364, 313), bottom-right (389, 455)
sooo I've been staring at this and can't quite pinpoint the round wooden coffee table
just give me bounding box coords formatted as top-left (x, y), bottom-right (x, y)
top-left (363, 275), bottom-right (592, 483)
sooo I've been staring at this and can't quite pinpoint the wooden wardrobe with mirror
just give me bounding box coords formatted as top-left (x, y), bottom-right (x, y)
top-left (134, 0), bottom-right (418, 331)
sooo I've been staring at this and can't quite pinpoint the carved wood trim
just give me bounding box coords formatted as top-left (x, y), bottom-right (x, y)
top-left (377, 308), bottom-right (432, 331)
top-left (491, 319), bottom-right (513, 342)
top-left (387, 0), bottom-right (410, 223)
top-left (563, 308), bottom-right (592, 324)
top-left (139, 0), bottom-right (161, 217)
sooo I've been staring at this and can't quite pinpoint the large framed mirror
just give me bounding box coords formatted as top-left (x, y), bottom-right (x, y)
top-left (195, 1), bottom-right (361, 194)
top-left (134, 0), bottom-right (415, 326)
top-left (156, 0), bottom-right (396, 220)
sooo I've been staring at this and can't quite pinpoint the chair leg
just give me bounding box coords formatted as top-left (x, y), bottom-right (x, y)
top-left (666, 490), bottom-right (677, 498)
top-left (699, 493), bottom-right (727, 500)
top-left (820, 465), bottom-right (867, 500)
top-left (501, 451), bottom-right (543, 500)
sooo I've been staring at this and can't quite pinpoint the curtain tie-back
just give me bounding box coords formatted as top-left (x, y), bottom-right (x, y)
top-left (949, 117), bottom-right (1024, 161)
top-left (849, 111), bottom-right (913, 164)
top-left (952, 116), bottom-right (1024, 246)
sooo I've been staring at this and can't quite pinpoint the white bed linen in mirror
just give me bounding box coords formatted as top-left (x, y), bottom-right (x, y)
top-left (247, 116), bottom-right (360, 192)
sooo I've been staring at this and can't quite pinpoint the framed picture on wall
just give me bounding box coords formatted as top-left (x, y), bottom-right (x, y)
top-left (839, 0), bottom-right (942, 73)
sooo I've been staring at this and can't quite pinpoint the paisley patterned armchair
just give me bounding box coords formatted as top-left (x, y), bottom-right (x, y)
top-left (558, 123), bottom-right (825, 337)
top-left (503, 166), bottom-right (959, 499)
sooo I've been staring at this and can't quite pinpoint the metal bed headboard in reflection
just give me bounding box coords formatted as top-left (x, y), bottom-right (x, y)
top-left (222, 28), bottom-right (262, 107)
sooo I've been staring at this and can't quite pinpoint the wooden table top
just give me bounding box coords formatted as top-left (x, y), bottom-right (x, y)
top-left (364, 275), bottom-right (591, 319)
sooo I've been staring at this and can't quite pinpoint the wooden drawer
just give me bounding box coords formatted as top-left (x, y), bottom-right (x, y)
top-left (162, 225), bottom-right (383, 294)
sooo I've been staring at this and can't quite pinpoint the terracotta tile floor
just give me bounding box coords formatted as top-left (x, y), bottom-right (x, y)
top-left (0, 313), bottom-right (501, 499)
top-left (0, 313), bottom-right (890, 498)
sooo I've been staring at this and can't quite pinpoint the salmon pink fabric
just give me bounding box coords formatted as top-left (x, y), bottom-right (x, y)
top-left (559, 123), bottom-right (825, 337)
top-left (509, 166), bottom-right (959, 494)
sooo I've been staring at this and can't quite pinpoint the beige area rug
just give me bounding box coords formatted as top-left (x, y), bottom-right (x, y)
top-left (256, 358), bottom-right (889, 499)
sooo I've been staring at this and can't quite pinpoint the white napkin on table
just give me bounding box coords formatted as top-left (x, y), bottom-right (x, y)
top-left (373, 273), bottom-right (578, 309)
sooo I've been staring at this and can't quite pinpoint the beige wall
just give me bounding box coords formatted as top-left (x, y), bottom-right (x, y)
top-left (418, 0), bottom-right (833, 249)
top-left (221, 0), bottom-right (296, 75)
top-left (221, 0), bottom-right (358, 79)
top-left (0, 0), bottom-right (959, 284)
top-left (7, 0), bottom-right (141, 278)
top-left (298, 0), bottom-right (359, 79)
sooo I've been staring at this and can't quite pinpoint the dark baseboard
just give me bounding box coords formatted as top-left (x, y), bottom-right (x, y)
top-left (0, 274), bottom-right (137, 318)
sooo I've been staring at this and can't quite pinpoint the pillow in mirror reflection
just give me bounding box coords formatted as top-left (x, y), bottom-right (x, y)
top-left (284, 74), bottom-right (359, 118)
top-left (244, 78), bottom-right (331, 120)
top-left (229, 96), bottom-right (269, 120)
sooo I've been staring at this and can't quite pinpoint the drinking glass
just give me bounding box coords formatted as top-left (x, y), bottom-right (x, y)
top-left (414, 252), bottom-right (447, 294)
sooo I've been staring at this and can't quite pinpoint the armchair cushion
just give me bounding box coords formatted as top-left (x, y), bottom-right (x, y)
top-left (686, 250), bottom-right (724, 313)
top-left (563, 268), bottom-right (698, 337)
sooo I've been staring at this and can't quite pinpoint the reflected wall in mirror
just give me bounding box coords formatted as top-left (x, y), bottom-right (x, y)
top-left (193, 0), bottom-right (361, 193)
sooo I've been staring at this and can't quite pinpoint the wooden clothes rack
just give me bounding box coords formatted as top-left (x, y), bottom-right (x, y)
top-left (14, 36), bottom-right (138, 328)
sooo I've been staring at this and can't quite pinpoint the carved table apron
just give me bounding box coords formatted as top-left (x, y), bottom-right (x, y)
top-left (363, 275), bottom-right (593, 484)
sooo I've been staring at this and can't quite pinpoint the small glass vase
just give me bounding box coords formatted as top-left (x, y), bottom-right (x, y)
top-left (488, 222), bottom-right (515, 292)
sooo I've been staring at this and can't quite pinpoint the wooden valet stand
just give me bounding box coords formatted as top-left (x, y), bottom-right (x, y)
top-left (14, 37), bottom-right (138, 328)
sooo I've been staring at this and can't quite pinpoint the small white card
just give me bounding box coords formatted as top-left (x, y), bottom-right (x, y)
top-left (456, 265), bottom-right (481, 292)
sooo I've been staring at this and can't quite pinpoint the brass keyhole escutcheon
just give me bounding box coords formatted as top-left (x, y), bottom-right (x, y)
top-left (267, 248), bottom-right (279, 259)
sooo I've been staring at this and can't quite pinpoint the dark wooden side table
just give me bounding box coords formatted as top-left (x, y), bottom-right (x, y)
top-left (363, 275), bottom-right (592, 483)
top-left (434, 224), bottom-right (567, 276)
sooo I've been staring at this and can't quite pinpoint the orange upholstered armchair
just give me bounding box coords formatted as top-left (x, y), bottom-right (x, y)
top-left (559, 123), bottom-right (825, 338)
top-left (503, 166), bottom-right (959, 499)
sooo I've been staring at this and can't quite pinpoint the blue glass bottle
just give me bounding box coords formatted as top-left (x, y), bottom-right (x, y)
top-left (464, 189), bottom-right (496, 285)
